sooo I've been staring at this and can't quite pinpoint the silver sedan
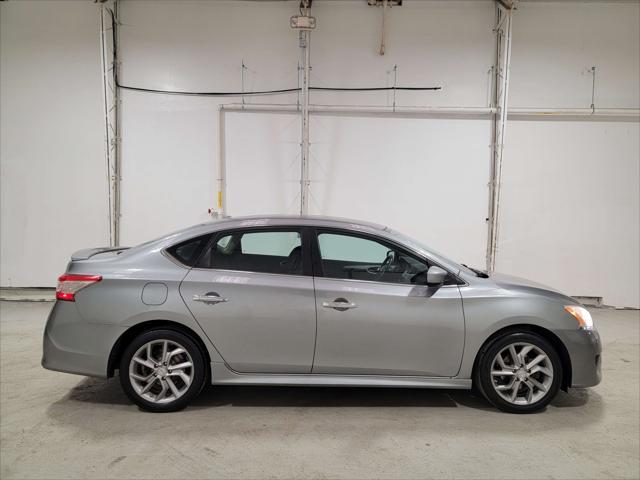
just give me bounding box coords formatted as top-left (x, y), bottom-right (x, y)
top-left (42, 215), bottom-right (601, 413)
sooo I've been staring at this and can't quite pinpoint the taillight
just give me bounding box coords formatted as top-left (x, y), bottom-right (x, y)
top-left (56, 274), bottom-right (102, 301)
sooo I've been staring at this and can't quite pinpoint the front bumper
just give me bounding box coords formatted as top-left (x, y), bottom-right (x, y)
top-left (561, 328), bottom-right (602, 388)
top-left (42, 301), bottom-right (126, 378)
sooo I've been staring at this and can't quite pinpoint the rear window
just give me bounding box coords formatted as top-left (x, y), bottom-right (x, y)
top-left (166, 235), bottom-right (211, 266)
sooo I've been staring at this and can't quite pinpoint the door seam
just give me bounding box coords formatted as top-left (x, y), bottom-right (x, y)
top-left (309, 276), bottom-right (319, 374)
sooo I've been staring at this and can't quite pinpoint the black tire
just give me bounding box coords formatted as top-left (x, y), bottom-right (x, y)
top-left (119, 329), bottom-right (207, 412)
top-left (475, 331), bottom-right (562, 414)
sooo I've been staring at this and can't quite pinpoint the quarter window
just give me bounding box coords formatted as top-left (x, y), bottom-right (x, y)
top-left (196, 230), bottom-right (303, 275)
top-left (166, 234), bottom-right (211, 267)
top-left (317, 232), bottom-right (431, 285)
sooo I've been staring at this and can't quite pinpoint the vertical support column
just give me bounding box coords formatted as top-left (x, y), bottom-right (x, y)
top-left (216, 106), bottom-right (227, 218)
top-left (299, 27), bottom-right (311, 216)
top-left (486, 2), bottom-right (514, 272)
top-left (379, 0), bottom-right (388, 55)
top-left (113, 0), bottom-right (122, 245)
top-left (100, 0), bottom-right (120, 246)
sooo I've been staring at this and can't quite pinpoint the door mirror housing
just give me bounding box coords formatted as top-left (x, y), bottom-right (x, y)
top-left (426, 266), bottom-right (447, 286)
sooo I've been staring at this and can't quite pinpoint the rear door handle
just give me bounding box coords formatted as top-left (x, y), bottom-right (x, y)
top-left (193, 292), bottom-right (228, 304)
top-left (322, 298), bottom-right (358, 311)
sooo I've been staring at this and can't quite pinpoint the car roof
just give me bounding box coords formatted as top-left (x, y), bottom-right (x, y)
top-left (126, 214), bottom-right (464, 276)
top-left (209, 214), bottom-right (388, 231)
top-left (128, 215), bottom-right (388, 253)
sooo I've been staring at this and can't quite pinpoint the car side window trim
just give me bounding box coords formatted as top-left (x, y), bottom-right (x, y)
top-left (164, 225), bottom-right (465, 285)
top-left (310, 227), bottom-right (466, 286)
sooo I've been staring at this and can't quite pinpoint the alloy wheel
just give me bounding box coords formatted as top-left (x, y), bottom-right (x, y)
top-left (490, 342), bottom-right (554, 405)
top-left (128, 339), bottom-right (194, 404)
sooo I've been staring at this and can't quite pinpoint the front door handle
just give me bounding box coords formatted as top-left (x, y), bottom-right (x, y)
top-left (322, 298), bottom-right (358, 311)
top-left (193, 292), bottom-right (228, 304)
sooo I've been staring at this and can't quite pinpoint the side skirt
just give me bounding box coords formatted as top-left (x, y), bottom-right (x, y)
top-left (210, 362), bottom-right (472, 389)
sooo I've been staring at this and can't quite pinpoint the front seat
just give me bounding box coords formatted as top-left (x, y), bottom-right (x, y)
top-left (280, 246), bottom-right (302, 274)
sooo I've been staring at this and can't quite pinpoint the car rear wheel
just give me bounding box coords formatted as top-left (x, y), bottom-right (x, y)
top-left (119, 329), bottom-right (206, 412)
top-left (476, 332), bottom-right (562, 414)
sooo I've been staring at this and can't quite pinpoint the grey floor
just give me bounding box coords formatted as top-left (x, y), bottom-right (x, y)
top-left (0, 301), bottom-right (638, 479)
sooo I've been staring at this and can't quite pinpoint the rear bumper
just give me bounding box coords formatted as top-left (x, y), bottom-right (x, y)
top-left (562, 328), bottom-right (602, 388)
top-left (42, 301), bottom-right (126, 378)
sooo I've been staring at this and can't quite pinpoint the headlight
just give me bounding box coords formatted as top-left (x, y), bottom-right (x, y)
top-left (564, 305), bottom-right (594, 330)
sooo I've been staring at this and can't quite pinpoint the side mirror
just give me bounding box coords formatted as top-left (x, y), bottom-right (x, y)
top-left (426, 266), bottom-right (447, 286)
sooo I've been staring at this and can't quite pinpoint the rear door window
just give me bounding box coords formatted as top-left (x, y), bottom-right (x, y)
top-left (196, 229), bottom-right (304, 275)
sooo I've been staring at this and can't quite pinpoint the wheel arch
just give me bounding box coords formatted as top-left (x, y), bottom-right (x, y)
top-left (471, 324), bottom-right (572, 390)
top-left (107, 320), bottom-right (212, 378)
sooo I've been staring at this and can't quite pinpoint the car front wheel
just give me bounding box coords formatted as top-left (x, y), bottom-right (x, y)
top-left (119, 329), bottom-right (206, 412)
top-left (476, 332), bottom-right (562, 414)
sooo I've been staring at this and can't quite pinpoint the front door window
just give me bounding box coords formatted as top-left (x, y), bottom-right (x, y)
top-left (317, 232), bottom-right (430, 284)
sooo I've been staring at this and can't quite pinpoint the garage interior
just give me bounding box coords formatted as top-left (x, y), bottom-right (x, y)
top-left (1, 0), bottom-right (639, 478)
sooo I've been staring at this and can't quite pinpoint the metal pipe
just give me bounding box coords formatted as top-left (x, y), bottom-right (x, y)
top-left (99, 4), bottom-right (113, 245)
top-left (99, 0), bottom-right (120, 246)
top-left (509, 107), bottom-right (639, 118)
top-left (113, 0), bottom-right (122, 245)
top-left (221, 103), bottom-right (494, 115)
top-left (485, 4), bottom-right (501, 272)
top-left (220, 103), bottom-right (639, 117)
top-left (486, 2), bottom-right (513, 273)
top-left (299, 28), bottom-right (311, 215)
top-left (216, 105), bottom-right (227, 217)
top-left (241, 60), bottom-right (246, 108)
top-left (590, 66), bottom-right (596, 113)
top-left (379, 0), bottom-right (388, 55)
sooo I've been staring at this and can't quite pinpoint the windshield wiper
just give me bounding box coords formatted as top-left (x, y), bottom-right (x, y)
top-left (462, 264), bottom-right (490, 278)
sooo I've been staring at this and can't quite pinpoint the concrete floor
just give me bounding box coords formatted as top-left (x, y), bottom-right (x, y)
top-left (0, 302), bottom-right (638, 479)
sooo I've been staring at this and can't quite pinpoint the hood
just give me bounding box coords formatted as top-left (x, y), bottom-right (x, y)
top-left (491, 272), bottom-right (577, 304)
top-left (491, 272), bottom-right (559, 292)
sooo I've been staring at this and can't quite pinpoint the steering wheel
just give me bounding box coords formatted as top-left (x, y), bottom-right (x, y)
top-left (375, 251), bottom-right (394, 281)
top-left (376, 250), bottom-right (411, 281)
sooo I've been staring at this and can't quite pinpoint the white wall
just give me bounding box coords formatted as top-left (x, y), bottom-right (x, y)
top-left (509, 1), bottom-right (640, 109)
top-left (0, 1), bottom-right (109, 286)
top-left (117, 0), bottom-right (495, 268)
top-left (118, 93), bottom-right (219, 244)
top-left (1, 0), bottom-right (638, 307)
top-left (497, 1), bottom-right (640, 308)
top-left (497, 120), bottom-right (639, 308)
top-left (223, 111), bottom-right (491, 266)
top-left (224, 112), bottom-right (301, 219)
top-left (307, 114), bottom-right (490, 266)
